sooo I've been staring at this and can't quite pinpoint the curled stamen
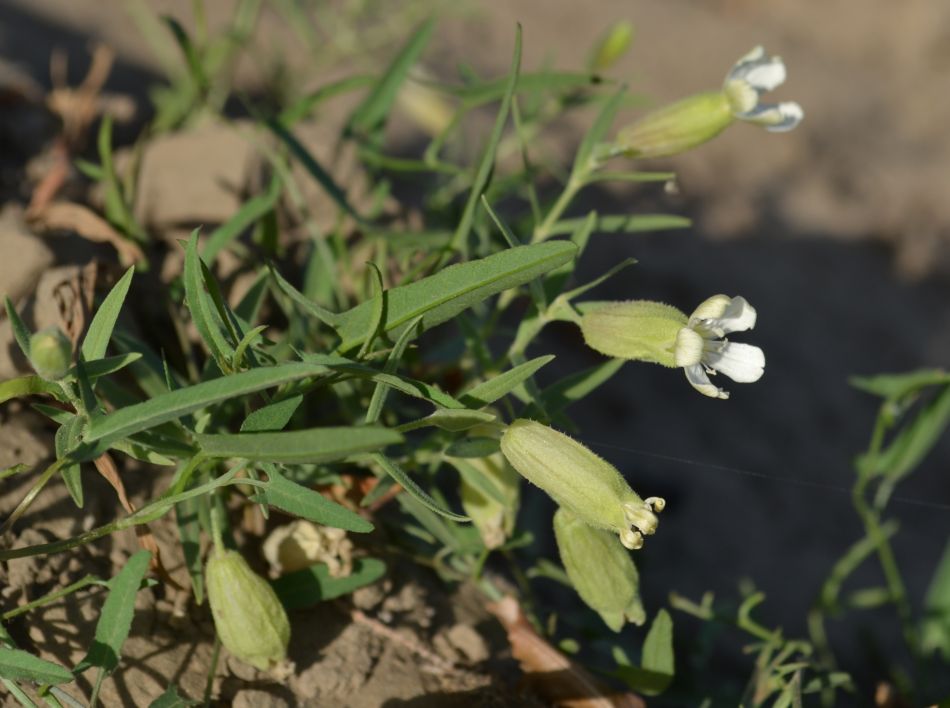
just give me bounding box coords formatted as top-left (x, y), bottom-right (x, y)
top-left (645, 496), bottom-right (666, 513)
top-left (620, 528), bottom-right (644, 550)
top-left (623, 501), bottom-right (659, 536)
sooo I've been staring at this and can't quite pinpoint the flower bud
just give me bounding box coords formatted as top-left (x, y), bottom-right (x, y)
top-left (554, 507), bottom-right (645, 631)
top-left (206, 548), bottom-right (291, 671)
top-left (589, 21), bottom-right (635, 74)
top-left (28, 327), bottom-right (72, 381)
top-left (580, 300), bottom-right (687, 367)
top-left (460, 454), bottom-right (520, 550)
top-left (500, 419), bottom-right (664, 550)
top-left (614, 91), bottom-right (733, 159)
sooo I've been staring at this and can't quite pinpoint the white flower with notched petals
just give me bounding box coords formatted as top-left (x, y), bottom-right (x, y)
top-left (723, 46), bottom-right (803, 132)
top-left (674, 295), bottom-right (765, 399)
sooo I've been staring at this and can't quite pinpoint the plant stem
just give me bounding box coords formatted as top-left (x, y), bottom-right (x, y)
top-left (0, 459), bottom-right (67, 535)
top-left (531, 177), bottom-right (581, 244)
top-left (1, 575), bottom-right (106, 621)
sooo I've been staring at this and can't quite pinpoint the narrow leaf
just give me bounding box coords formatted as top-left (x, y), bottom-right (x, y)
top-left (183, 231), bottom-right (234, 366)
top-left (81, 267), bottom-right (134, 362)
top-left (460, 355), bottom-right (554, 407)
top-left (548, 213), bottom-right (691, 236)
top-left (335, 241), bottom-right (577, 352)
top-left (4, 297), bottom-right (32, 360)
top-left (0, 648), bottom-right (74, 684)
top-left (78, 361), bottom-right (332, 456)
top-left (75, 550), bottom-right (152, 674)
top-left (203, 175), bottom-right (283, 264)
top-left (372, 452), bottom-right (468, 522)
top-left (240, 395), bottom-right (303, 433)
top-left (257, 469), bottom-right (373, 533)
top-left (196, 426), bottom-right (402, 463)
top-left (272, 558), bottom-right (386, 610)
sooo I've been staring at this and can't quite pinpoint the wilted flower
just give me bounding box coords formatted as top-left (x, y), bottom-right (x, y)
top-left (554, 507), bottom-right (646, 631)
top-left (613, 45), bottom-right (802, 159)
top-left (205, 548), bottom-right (291, 671)
top-left (262, 520), bottom-right (353, 578)
top-left (580, 295), bottom-right (765, 400)
top-left (28, 327), bottom-right (72, 381)
top-left (500, 419), bottom-right (664, 550)
top-left (674, 295), bottom-right (765, 400)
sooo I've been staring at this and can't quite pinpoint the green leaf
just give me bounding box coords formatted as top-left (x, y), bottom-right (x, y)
top-left (449, 24), bottom-right (521, 254)
top-left (77, 361), bottom-right (332, 458)
top-left (75, 550), bottom-right (152, 675)
top-left (240, 395), bottom-right (303, 433)
top-left (203, 175), bottom-right (283, 264)
top-left (266, 118), bottom-right (361, 221)
top-left (183, 231), bottom-right (235, 367)
top-left (548, 213), bottom-right (691, 237)
top-left (460, 355), bottom-right (554, 408)
top-left (850, 369), bottom-right (950, 402)
top-left (445, 458), bottom-right (508, 506)
top-left (256, 468), bottom-right (373, 533)
top-left (872, 384), bottom-right (950, 484)
top-left (176, 495), bottom-right (205, 605)
top-left (572, 88), bottom-right (625, 179)
top-left (396, 408), bottom-right (496, 433)
top-left (70, 353), bottom-right (143, 382)
top-left (273, 558), bottom-right (387, 610)
top-left (280, 74), bottom-right (376, 126)
top-left (4, 297), bottom-right (32, 361)
top-left (365, 315), bottom-right (423, 425)
top-left (81, 267), bottom-right (134, 362)
top-left (616, 609), bottom-right (674, 695)
top-left (527, 358), bottom-right (625, 418)
top-left (268, 263), bottom-right (339, 328)
top-left (444, 437), bottom-right (501, 458)
top-left (922, 537), bottom-right (950, 659)
top-left (0, 376), bottom-right (62, 406)
top-left (335, 241), bottom-right (577, 352)
top-left (346, 18), bottom-right (435, 138)
top-left (0, 648), bottom-right (74, 684)
top-left (372, 452), bottom-right (468, 522)
top-left (163, 16), bottom-right (207, 91)
top-left (196, 426), bottom-right (402, 463)
top-left (149, 684), bottom-right (198, 708)
top-left (55, 417), bottom-right (86, 507)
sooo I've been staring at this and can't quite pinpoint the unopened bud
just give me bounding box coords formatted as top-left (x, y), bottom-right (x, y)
top-left (206, 549), bottom-right (291, 671)
top-left (28, 327), bottom-right (72, 381)
top-left (500, 419), bottom-right (663, 549)
top-left (580, 300), bottom-right (687, 366)
top-left (589, 22), bottom-right (635, 74)
top-left (614, 91), bottom-right (733, 159)
top-left (554, 507), bottom-right (646, 631)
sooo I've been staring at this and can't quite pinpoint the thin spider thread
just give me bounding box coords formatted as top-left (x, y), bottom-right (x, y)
top-left (578, 438), bottom-right (950, 514)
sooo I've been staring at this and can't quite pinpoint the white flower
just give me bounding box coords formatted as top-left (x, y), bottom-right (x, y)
top-left (674, 295), bottom-right (765, 399)
top-left (723, 46), bottom-right (803, 132)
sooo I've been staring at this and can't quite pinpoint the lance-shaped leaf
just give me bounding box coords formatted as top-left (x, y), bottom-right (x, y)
top-left (195, 426), bottom-right (402, 464)
top-left (334, 241), bottom-right (576, 352)
top-left (255, 468), bottom-right (373, 533)
top-left (0, 647), bottom-right (74, 684)
top-left (81, 266), bottom-right (134, 362)
top-left (273, 558), bottom-right (387, 610)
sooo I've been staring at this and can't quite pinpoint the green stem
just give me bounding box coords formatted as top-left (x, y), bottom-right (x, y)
top-left (0, 459), bottom-right (68, 535)
top-left (531, 178), bottom-right (582, 244)
top-left (1, 575), bottom-right (106, 621)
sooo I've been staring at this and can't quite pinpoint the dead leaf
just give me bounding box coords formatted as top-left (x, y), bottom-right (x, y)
top-left (93, 452), bottom-right (182, 590)
top-left (29, 201), bottom-right (144, 266)
top-left (487, 596), bottom-right (645, 708)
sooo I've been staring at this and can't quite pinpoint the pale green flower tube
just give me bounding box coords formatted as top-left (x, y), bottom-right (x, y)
top-left (500, 419), bottom-right (663, 550)
top-left (554, 507), bottom-right (646, 631)
top-left (206, 548), bottom-right (291, 671)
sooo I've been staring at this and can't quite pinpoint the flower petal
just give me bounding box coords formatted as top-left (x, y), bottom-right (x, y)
top-left (684, 363), bottom-right (728, 399)
top-left (674, 327), bottom-right (705, 368)
top-left (738, 101), bottom-right (804, 132)
top-left (726, 47), bottom-right (787, 93)
top-left (704, 342), bottom-right (765, 383)
top-left (690, 295), bottom-right (757, 337)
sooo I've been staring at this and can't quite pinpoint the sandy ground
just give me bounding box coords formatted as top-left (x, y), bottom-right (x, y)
top-left (1, 0), bottom-right (950, 704)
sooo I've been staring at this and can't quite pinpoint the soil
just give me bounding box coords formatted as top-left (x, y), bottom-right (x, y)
top-left (2, 1), bottom-right (950, 706)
